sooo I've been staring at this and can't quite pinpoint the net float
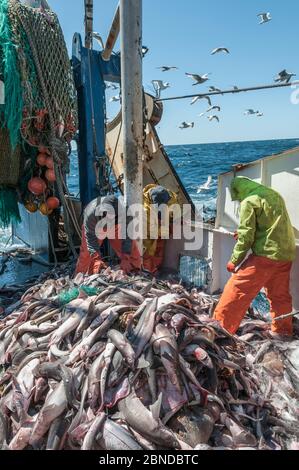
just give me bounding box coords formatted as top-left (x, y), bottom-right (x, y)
top-left (45, 157), bottom-right (54, 169)
top-left (39, 202), bottom-right (53, 216)
top-left (46, 196), bottom-right (60, 210)
top-left (45, 169), bottom-right (56, 182)
top-left (38, 145), bottom-right (51, 155)
top-left (37, 153), bottom-right (48, 166)
top-left (24, 201), bottom-right (38, 213)
top-left (28, 177), bottom-right (47, 196)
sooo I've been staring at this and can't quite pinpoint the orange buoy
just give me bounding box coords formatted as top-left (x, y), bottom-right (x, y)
top-left (28, 177), bottom-right (47, 196)
top-left (38, 146), bottom-right (51, 155)
top-left (45, 157), bottom-right (54, 169)
top-left (45, 169), bottom-right (56, 182)
top-left (24, 201), bottom-right (38, 213)
top-left (39, 202), bottom-right (53, 216)
top-left (46, 197), bottom-right (60, 210)
top-left (37, 153), bottom-right (48, 166)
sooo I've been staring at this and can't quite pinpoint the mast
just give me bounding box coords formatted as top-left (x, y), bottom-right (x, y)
top-left (84, 0), bottom-right (93, 49)
top-left (120, 0), bottom-right (143, 212)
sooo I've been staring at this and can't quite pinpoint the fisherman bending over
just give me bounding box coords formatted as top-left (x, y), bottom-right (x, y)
top-left (214, 176), bottom-right (296, 339)
top-left (76, 195), bottom-right (141, 275)
top-left (143, 184), bottom-right (179, 274)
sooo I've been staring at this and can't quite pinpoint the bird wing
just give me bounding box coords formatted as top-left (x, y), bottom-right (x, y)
top-left (186, 73), bottom-right (199, 81)
top-left (152, 80), bottom-right (163, 88)
top-left (204, 96), bottom-right (212, 106)
top-left (191, 96), bottom-right (199, 105)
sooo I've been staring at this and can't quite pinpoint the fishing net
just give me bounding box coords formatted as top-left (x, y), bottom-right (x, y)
top-left (8, 0), bottom-right (78, 149)
top-left (0, 0), bottom-right (78, 231)
top-left (57, 286), bottom-right (100, 306)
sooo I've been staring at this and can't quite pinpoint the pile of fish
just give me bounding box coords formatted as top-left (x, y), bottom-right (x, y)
top-left (0, 266), bottom-right (299, 450)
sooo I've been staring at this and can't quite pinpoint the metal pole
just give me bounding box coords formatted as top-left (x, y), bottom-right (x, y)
top-left (85, 0), bottom-right (93, 49)
top-left (156, 81), bottom-right (299, 102)
top-left (102, 5), bottom-right (120, 61)
top-left (120, 0), bottom-right (143, 211)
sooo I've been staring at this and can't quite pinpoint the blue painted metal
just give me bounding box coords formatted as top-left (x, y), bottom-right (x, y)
top-left (72, 33), bottom-right (121, 208)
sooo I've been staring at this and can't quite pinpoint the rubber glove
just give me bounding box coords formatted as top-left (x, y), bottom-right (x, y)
top-left (227, 262), bottom-right (236, 273)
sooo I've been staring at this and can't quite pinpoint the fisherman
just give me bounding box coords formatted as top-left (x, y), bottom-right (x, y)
top-left (214, 176), bottom-right (296, 338)
top-left (143, 184), bottom-right (179, 274)
top-left (75, 195), bottom-right (141, 275)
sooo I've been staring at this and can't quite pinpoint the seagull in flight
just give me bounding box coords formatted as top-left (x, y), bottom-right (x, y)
top-left (179, 121), bottom-right (194, 129)
top-left (151, 80), bottom-right (170, 98)
top-left (186, 73), bottom-right (210, 85)
top-left (208, 115), bottom-right (220, 122)
top-left (142, 46), bottom-right (149, 57)
top-left (106, 82), bottom-right (119, 90)
top-left (211, 47), bottom-right (230, 55)
top-left (206, 105), bottom-right (221, 112)
top-left (157, 66), bottom-right (178, 72)
top-left (109, 95), bottom-right (120, 102)
top-left (197, 175), bottom-right (213, 193)
top-left (209, 86), bottom-right (223, 94)
top-left (190, 95), bottom-right (211, 106)
top-left (244, 109), bottom-right (259, 115)
top-left (256, 112), bottom-right (264, 117)
top-left (274, 69), bottom-right (296, 83)
top-left (258, 13), bottom-right (272, 24)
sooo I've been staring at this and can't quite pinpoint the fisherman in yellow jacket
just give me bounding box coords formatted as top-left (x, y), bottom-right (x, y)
top-left (214, 176), bottom-right (296, 338)
top-left (143, 184), bottom-right (178, 274)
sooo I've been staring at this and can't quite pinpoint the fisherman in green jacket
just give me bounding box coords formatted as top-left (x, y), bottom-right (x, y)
top-left (214, 176), bottom-right (296, 338)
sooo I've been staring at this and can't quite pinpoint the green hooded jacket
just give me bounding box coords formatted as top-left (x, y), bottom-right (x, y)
top-left (230, 176), bottom-right (296, 265)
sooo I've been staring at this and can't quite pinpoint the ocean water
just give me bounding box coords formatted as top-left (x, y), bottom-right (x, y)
top-left (1, 137), bottom-right (298, 251)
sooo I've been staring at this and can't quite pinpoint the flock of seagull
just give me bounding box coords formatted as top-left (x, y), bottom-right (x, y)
top-left (105, 11), bottom-right (296, 138)
top-left (150, 12), bottom-right (296, 131)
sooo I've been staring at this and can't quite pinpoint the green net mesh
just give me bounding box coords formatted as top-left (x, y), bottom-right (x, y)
top-left (57, 286), bottom-right (100, 306)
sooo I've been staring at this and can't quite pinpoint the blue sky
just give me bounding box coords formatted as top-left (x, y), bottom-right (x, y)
top-left (49, 0), bottom-right (299, 145)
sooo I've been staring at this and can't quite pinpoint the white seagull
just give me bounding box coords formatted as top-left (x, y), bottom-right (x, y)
top-left (258, 13), bottom-right (272, 24)
top-left (185, 73), bottom-right (210, 85)
top-left (256, 112), bottom-right (264, 117)
top-left (190, 95), bottom-right (212, 106)
top-left (208, 115), bottom-right (220, 122)
top-left (151, 80), bottom-right (170, 98)
top-left (179, 122), bottom-right (194, 129)
top-left (211, 47), bottom-right (230, 55)
top-left (109, 95), bottom-right (120, 102)
top-left (142, 46), bottom-right (149, 57)
top-left (206, 105), bottom-right (221, 113)
top-left (197, 175), bottom-right (213, 193)
top-left (274, 69), bottom-right (296, 84)
top-left (157, 66), bottom-right (178, 72)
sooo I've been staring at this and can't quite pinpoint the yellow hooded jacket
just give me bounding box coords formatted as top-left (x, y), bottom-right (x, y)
top-left (230, 176), bottom-right (296, 266)
top-left (143, 184), bottom-right (178, 256)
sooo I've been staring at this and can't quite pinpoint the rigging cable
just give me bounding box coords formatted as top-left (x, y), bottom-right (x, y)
top-left (156, 81), bottom-right (299, 102)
